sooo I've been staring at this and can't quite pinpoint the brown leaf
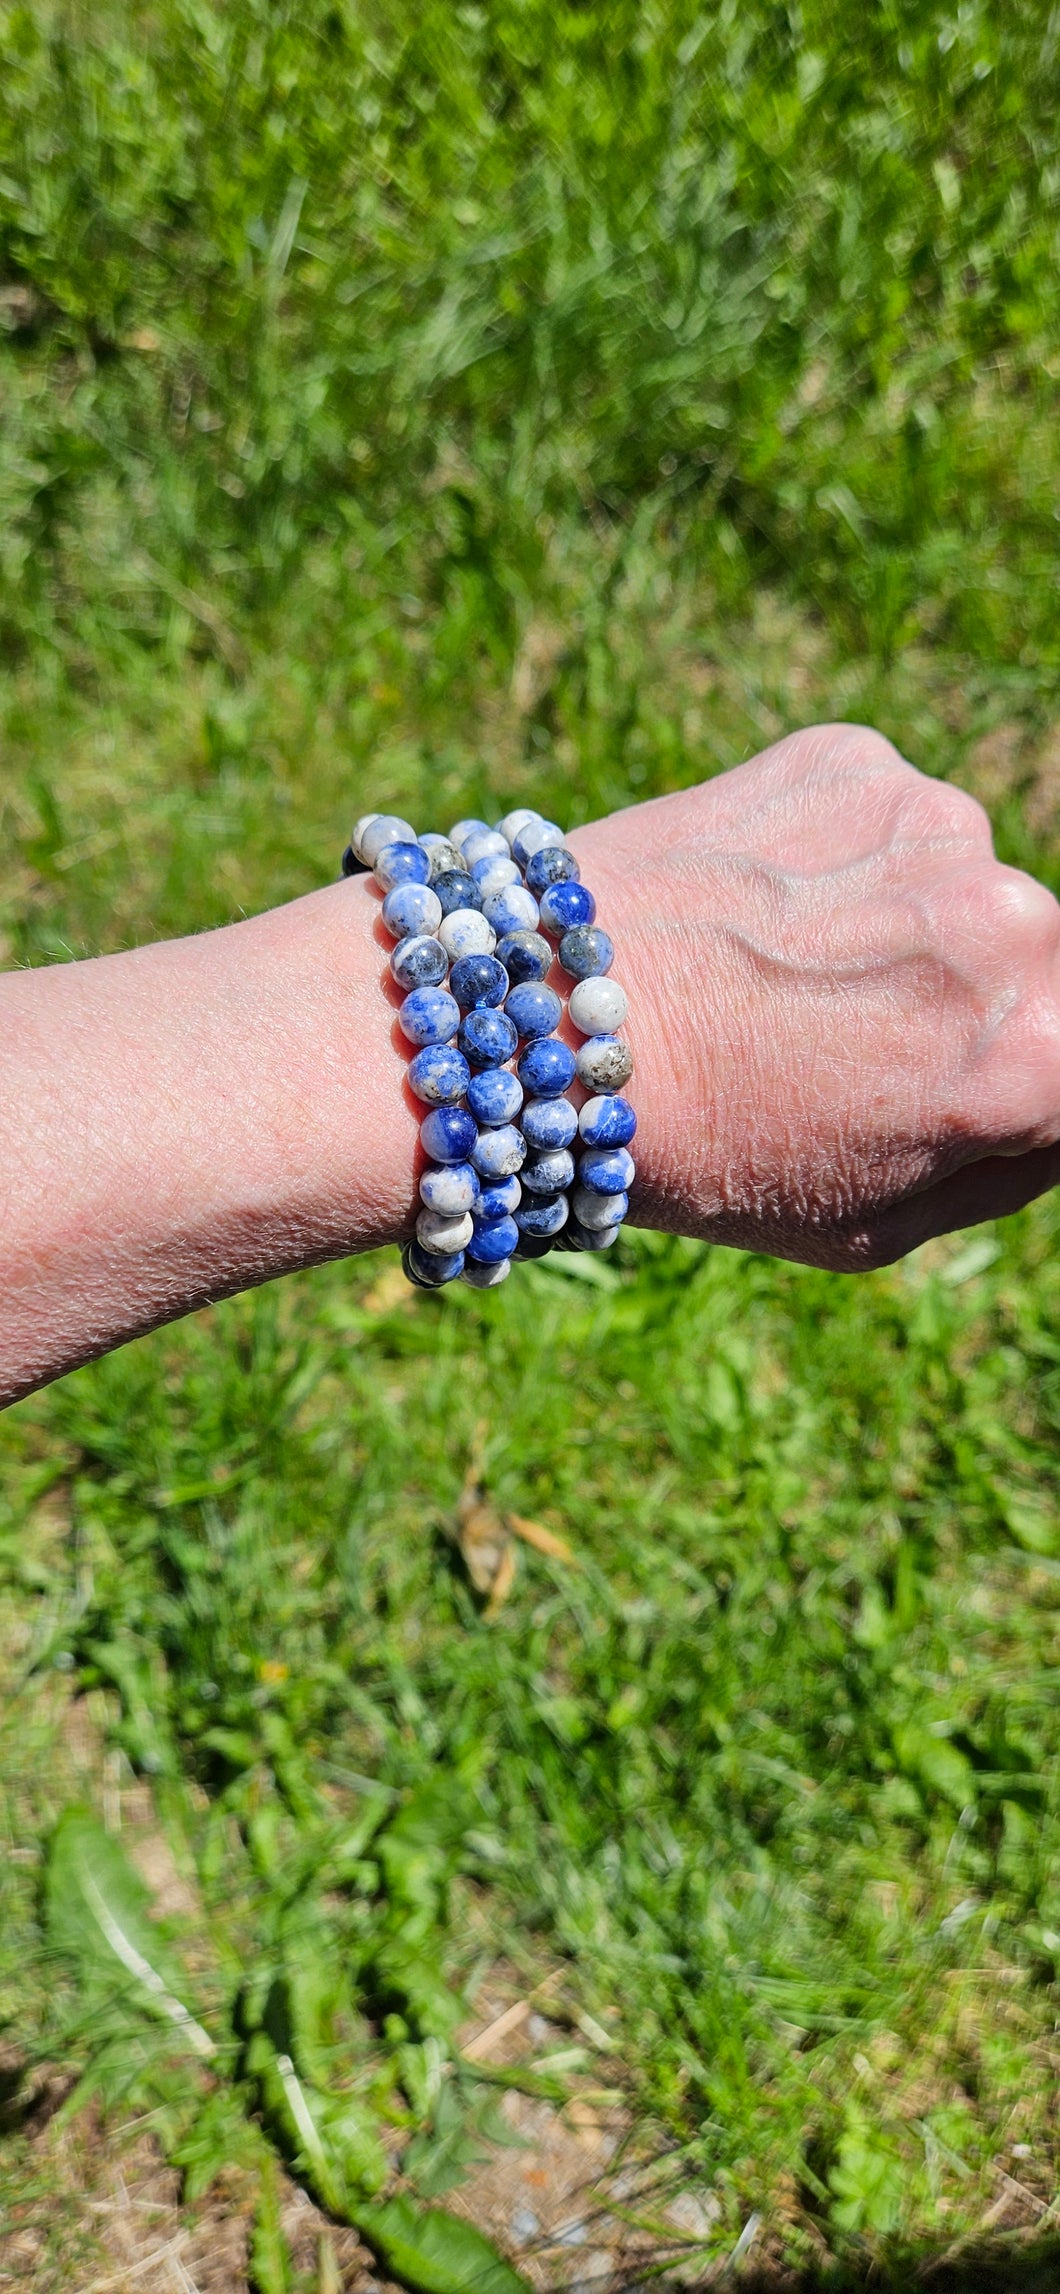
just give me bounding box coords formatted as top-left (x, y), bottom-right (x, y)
top-left (506, 1511), bottom-right (576, 1565)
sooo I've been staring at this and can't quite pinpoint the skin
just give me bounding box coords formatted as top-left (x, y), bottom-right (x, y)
top-left (1, 722), bottom-right (1058, 1406)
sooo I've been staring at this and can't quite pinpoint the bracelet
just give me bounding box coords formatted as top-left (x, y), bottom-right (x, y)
top-left (344, 809), bottom-right (635, 1290)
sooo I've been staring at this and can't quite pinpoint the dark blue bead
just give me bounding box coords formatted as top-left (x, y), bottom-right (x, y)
top-left (458, 1008), bottom-right (519, 1069)
top-left (403, 1240), bottom-right (465, 1287)
top-left (539, 880), bottom-right (596, 935)
top-left (525, 845), bottom-right (580, 894)
top-left (466, 1067), bottom-right (524, 1126)
top-left (390, 935), bottom-right (449, 992)
top-left (516, 1035), bottom-right (577, 1097)
top-left (495, 930), bottom-right (553, 984)
top-left (512, 1228), bottom-right (556, 1259)
top-left (579, 1146), bottom-right (635, 1194)
top-left (579, 1094), bottom-right (637, 1148)
top-left (521, 1147), bottom-right (575, 1194)
top-left (450, 953), bottom-right (509, 1010)
top-left (341, 843), bottom-right (368, 877)
top-left (432, 869), bottom-right (482, 916)
top-left (420, 1105), bottom-right (478, 1163)
top-left (466, 1213), bottom-right (519, 1264)
top-left (478, 1175), bottom-right (521, 1217)
top-left (515, 1193), bottom-right (569, 1237)
top-left (504, 982), bottom-right (562, 1040)
top-left (558, 924), bottom-right (613, 979)
top-left (521, 1097), bottom-right (579, 1150)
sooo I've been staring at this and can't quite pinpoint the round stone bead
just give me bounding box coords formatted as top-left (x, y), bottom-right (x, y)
top-left (398, 987), bottom-right (461, 1046)
top-left (450, 953), bottom-right (509, 1010)
top-left (467, 1067), bottom-right (524, 1126)
top-left (422, 837), bottom-right (466, 881)
top-left (449, 817), bottom-right (493, 849)
top-left (513, 1227), bottom-right (557, 1259)
top-left (477, 1174), bottom-right (521, 1218)
top-left (462, 1256), bottom-right (511, 1288)
top-left (579, 1093), bottom-right (637, 1148)
top-left (420, 1105), bottom-right (477, 1163)
top-left (539, 880), bottom-right (596, 936)
top-left (382, 882), bottom-right (444, 941)
top-left (525, 844), bottom-right (580, 894)
top-left (438, 909), bottom-right (496, 961)
top-left (458, 1008), bottom-right (519, 1068)
top-left (360, 815), bottom-right (416, 867)
top-left (564, 1217), bottom-right (619, 1251)
top-left (568, 975), bottom-right (628, 1036)
top-left (515, 1192), bottom-right (569, 1237)
top-left (571, 1183), bottom-right (627, 1229)
top-left (375, 839), bottom-right (430, 892)
top-left (484, 884), bottom-right (540, 937)
top-left (403, 1238), bottom-right (465, 1287)
top-left (521, 1147), bottom-right (576, 1195)
top-left (498, 807), bottom-right (542, 849)
top-left (521, 1096), bottom-right (579, 1151)
top-left (471, 1124), bottom-right (526, 1179)
top-left (417, 1206), bottom-right (474, 1254)
top-left (472, 854), bottom-right (521, 899)
top-left (575, 1034), bottom-right (633, 1091)
top-left (420, 1161), bottom-right (480, 1216)
top-left (512, 820), bottom-right (564, 869)
top-left (504, 981), bottom-right (562, 1040)
top-left (390, 933), bottom-right (449, 992)
top-left (462, 828), bottom-right (509, 868)
top-left (559, 924), bottom-right (613, 980)
top-left (350, 811), bottom-right (379, 861)
top-left (517, 1035), bottom-right (577, 1097)
top-left (407, 1044), bottom-right (472, 1105)
top-left (341, 843), bottom-right (367, 877)
top-left (432, 869), bottom-right (482, 916)
top-left (579, 1146), bottom-right (636, 1194)
top-left (495, 930), bottom-right (553, 984)
top-left (466, 1212), bottom-right (520, 1264)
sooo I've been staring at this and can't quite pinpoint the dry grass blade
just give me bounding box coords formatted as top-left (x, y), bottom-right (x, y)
top-left (506, 1512), bottom-right (576, 1565)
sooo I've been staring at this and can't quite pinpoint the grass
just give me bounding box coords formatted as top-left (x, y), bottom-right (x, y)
top-left (2, 3), bottom-right (1060, 2286)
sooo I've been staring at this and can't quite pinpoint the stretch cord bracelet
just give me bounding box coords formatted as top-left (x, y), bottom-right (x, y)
top-left (341, 809), bottom-right (636, 1288)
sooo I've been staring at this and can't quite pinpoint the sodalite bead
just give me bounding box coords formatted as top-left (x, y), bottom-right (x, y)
top-left (525, 845), bottom-right (580, 894)
top-left (467, 1066), bottom-right (523, 1126)
top-left (360, 815), bottom-right (416, 866)
top-left (579, 1146), bottom-right (636, 1194)
top-left (398, 987), bottom-right (461, 1046)
top-left (521, 1147), bottom-right (576, 1194)
top-left (515, 1192), bottom-right (569, 1237)
top-left (438, 909), bottom-right (497, 960)
top-left (579, 1093), bottom-right (636, 1148)
top-left (498, 807), bottom-right (541, 848)
top-left (471, 1124), bottom-right (526, 1178)
top-left (417, 1205), bottom-right (475, 1254)
top-left (477, 1174), bottom-right (521, 1217)
top-left (432, 869), bottom-right (482, 916)
top-left (572, 1183), bottom-right (627, 1228)
top-left (458, 1008), bottom-right (518, 1068)
top-left (351, 811), bottom-right (379, 860)
top-left (421, 837), bottom-right (466, 880)
top-left (484, 884), bottom-right (540, 937)
top-left (449, 817), bottom-right (493, 848)
top-left (420, 1161), bottom-right (480, 1215)
top-left (375, 839), bottom-right (430, 891)
top-left (568, 975), bottom-right (628, 1035)
top-left (558, 924), bottom-right (613, 979)
top-left (564, 1217), bottom-right (619, 1251)
top-left (575, 1034), bottom-right (633, 1091)
top-left (467, 1212), bottom-right (520, 1263)
top-left (408, 1044), bottom-right (472, 1105)
top-left (450, 953), bottom-right (509, 1010)
top-left (383, 882), bottom-right (444, 941)
top-left (521, 1096), bottom-right (578, 1150)
top-left (341, 844), bottom-right (367, 876)
top-left (517, 1035), bottom-right (576, 1097)
top-left (390, 933), bottom-right (449, 992)
top-left (462, 1256), bottom-right (512, 1288)
top-left (539, 880), bottom-right (596, 936)
top-left (513, 1228), bottom-right (557, 1259)
top-left (403, 1238), bottom-right (465, 1287)
top-left (462, 828), bottom-right (509, 868)
top-left (495, 930), bottom-right (553, 983)
top-left (472, 854), bottom-right (521, 899)
top-left (512, 819), bottom-right (563, 868)
top-left (420, 1105), bottom-right (477, 1163)
top-left (504, 981), bottom-right (562, 1040)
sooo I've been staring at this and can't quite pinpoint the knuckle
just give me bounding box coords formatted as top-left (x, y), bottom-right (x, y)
top-left (931, 780), bottom-right (993, 845)
top-left (983, 863), bottom-right (1060, 949)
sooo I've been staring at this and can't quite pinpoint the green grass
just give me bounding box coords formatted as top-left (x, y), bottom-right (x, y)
top-left (2, 3), bottom-right (1060, 2285)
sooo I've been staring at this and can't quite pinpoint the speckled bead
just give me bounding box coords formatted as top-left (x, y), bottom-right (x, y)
top-left (521, 1097), bottom-right (579, 1151)
top-left (477, 1174), bottom-right (522, 1217)
top-left (462, 1256), bottom-right (511, 1288)
top-left (390, 933), bottom-right (449, 992)
top-left (571, 1183), bottom-right (627, 1228)
top-left (504, 981), bottom-right (562, 1040)
top-left (462, 828), bottom-right (509, 869)
top-left (472, 854), bottom-right (521, 899)
top-left (417, 1206), bottom-right (474, 1254)
top-left (398, 987), bottom-right (461, 1046)
top-left (512, 820), bottom-right (564, 869)
top-left (563, 1217), bottom-right (620, 1251)
top-left (420, 1105), bottom-right (477, 1163)
top-left (403, 1238), bottom-right (465, 1287)
top-left (421, 836), bottom-right (466, 881)
top-left (407, 1044), bottom-right (472, 1105)
top-left (515, 1193), bottom-right (569, 1237)
top-left (521, 1147), bottom-right (576, 1195)
top-left (484, 884), bottom-right (540, 937)
top-left (382, 882), bottom-right (444, 941)
top-left (466, 1212), bottom-right (520, 1263)
top-left (470, 1124), bottom-right (526, 1178)
top-left (458, 1007), bottom-right (519, 1068)
top-left (579, 1093), bottom-right (636, 1148)
top-left (525, 844), bottom-right (580, 894)
top-left (449, 817), bottom-right (493, 849)
top-left (558, 924), bottom-right (613, 979)
top-left (438, 909), bottom-right (497, 961)
top-left (351, 811), bottom-right (380, 860)
top-left (498, 807), bottom-right (541, 849)
top-left (495, 930), bottom-right (553, 984)
top-left (419, 1161), bottom-right (480, 1216)
top-left (578, 1146), bottom-right (636, 1194)
top-left (516, 1035), bottom-right (577, 1098)
top-left (575, 1034), bottom-right (633, 1092)
top-left (375, 839), bottom-right (430, 891)
top-left (449, 953), bottom-right (509, 1010)
top-left (539, 880), bottom-right (596, 936)
top-left (466, 1067), bottom-right (524, 1126)
top-left (360, 815), bottom-right (416, 866)
top-left (568, 975), bottom-right (628, 1036)
top-left (432, 869), bottom-right (482, 916)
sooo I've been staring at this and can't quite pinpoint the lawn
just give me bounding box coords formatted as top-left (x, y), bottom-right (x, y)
top-left (1, 4), bottom-right (1059, 2288)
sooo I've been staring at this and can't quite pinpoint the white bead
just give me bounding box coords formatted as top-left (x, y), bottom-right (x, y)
top-left (437, 908), bottom-right (497, 960)
top-left (462, 828), bottom-right (508, 867)
top-left (518, 820), bottom-right (564, 859)
top-left (575, 1035), bottom-right (633, 1091)
top-left (419, 1165), bottom-right (478, 1215)
top-left (462, 1257), bottom-right (511, 1288)
top-left (498, 808), bottom-right (541, 848)
top-left (571, 1184), bottom-right (626, 1228)
top-left (449, 817), bottom-right (489, 848)
top-left (483, 884), bottom-right (539, 933)
top-left (351, 812), bottom-right (380, 860)
top-left (475, 855), bottom-right (520, 897)
top-left (360, 814), bottom-right (417, 865)
top-left (568, 975), bottom-right (628, 1036)
top-left (416, 1207), bottom-right (474, 1255)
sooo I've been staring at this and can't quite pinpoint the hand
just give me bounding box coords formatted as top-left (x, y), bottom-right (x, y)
top-left (572, 723), bottom-right (1060, 1268)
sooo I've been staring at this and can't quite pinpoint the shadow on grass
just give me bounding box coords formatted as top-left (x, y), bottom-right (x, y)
top-left (616, 2237), bottom-right (1060, 2291)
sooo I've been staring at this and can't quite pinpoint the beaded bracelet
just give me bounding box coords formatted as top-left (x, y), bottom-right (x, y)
top-left (343, 808), bottom-right (635, 1290)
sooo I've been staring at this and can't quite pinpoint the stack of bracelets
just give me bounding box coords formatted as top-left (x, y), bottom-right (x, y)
top-left (341, 808), bottom-right (635, 1291)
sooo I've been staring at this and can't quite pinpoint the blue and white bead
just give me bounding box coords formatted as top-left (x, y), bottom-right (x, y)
top-left (466, 1211), bottom-right (520, 1264)
top-left (390, 934), bottom-right (449, 992)
top-left (416, 1206), bottom-right (475, 1255)
top-left (403, 1239), bottom-right (465, 1287)
top-left (449, 953), bottom-right (509, 1010)
top-left (574, 1033), bottom-right (633, 1092)
top-left (516, 1036), bottom-right (577, 1098)
top-left (383, 882), bottom-right (444, 941)
top-left (521, 1147), bottom-right (576, 1195)
top-left (471, 1124), bottom-right (526, 1179)
top-left (432, 869), bottom-right (482, 916)
top-left (476, 1174), bottom-right (522, 1217)
top-left (521, 1097), bottom-right (579, 1151)
top-left (375, 839), bottom-right (431, 891)
top-left (357, 814), bottom-right (416, 865)
top-left (504, 982), bottom-right (562, 1040)
top-left (438, 908), bottom-right (497, 962)
top-left (407, 1044), bottom-right (471, 1105)
top-left (578, 1093), bottom-right (636, 1149)
top-left (398, 987), bottom-right (461, 1046)
top-left (515, 1193), bottom-right (569, 1237)
top-left (462, 1256), bottom-right (512, 1289)
top-left (558, 924), bottom-right (613, 980)
top-left (494, 930), bottom-right (553, 983)
top-left (483, 883), bottom-right (540, 938)
top-left (420, 1105), bottom-right (478, 1163)
top-left (525, 845), bottom-right (579, 894)
top-left (538, 880), bottom-right (596, 936)
top-left (420, 1161), bottom-right (480, 1216)
top-left (579, 1146), bottom-right (636, 1195)
top-left (511, 819), bottom-right (564, 869)
top-left (462, 828), bottom-right (509, 869)
top-left (458, 1007), bottom-right (519, 1069)
top-left (466, 1067), bottom-right (524, 1126)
